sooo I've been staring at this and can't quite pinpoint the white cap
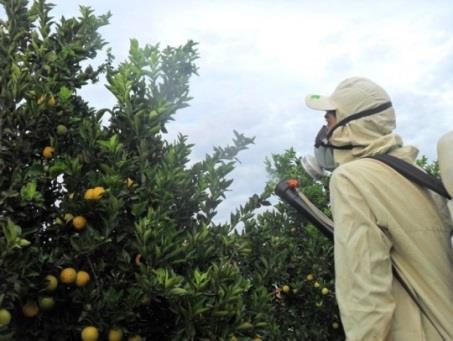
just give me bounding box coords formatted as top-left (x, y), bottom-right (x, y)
top-left (305, 77), bottom-right (391, 119)
top-left (305, 94), bottom-right (336, 111)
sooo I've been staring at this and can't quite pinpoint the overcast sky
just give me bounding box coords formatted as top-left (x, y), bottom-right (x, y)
top-left (37, 1), bottom-right (453, 221)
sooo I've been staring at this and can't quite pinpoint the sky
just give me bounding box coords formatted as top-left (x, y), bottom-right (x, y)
top-left (27, 1), bottom-right (453, 221)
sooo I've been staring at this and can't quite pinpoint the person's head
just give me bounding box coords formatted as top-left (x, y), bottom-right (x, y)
top-left (302, 77), bottom-right (397, 176)
top-left (324, 110), bottom-right (337, 131)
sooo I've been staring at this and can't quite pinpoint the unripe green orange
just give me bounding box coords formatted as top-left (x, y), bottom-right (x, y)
top-left (39, 296), bottom-right (55, 311)
top-left (0, 309), bottom-right (11, 326)
top-left (44, 275), bottom-right (58, 291)
top-left (56, 124), bottom-right (68, 135)
top-left (282, 285), bottom-right (290, 294)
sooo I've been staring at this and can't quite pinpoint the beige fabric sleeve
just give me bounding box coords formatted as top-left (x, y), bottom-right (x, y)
top-left (330, 170), bottom-right (395, 341)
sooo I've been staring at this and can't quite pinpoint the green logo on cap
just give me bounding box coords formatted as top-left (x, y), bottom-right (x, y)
top-left (310, 95), bottom-right (321, 100)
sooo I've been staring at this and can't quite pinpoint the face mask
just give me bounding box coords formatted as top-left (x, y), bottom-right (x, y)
top-left (299, 126), bottom-right (335, 180)
top-left (302, 101), bottom-right (393, 179)
top-left (314, 125), bottom-right (336, 171)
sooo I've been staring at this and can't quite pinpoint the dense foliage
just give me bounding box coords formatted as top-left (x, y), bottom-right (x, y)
top-left (0, 1), bottom-right (345, 340)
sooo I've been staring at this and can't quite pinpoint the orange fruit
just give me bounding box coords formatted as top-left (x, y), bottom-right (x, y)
top-left (47, 96), bottom-right (56, 107)
top-left (56, 124), bottom-right (67, 135)
top-left (282, 285), bottom-right (290, 294)
top-left (84, 188), bottom-right (95, 200)
top-left (108, 328), bottom-right (123, 341)
top-left (84, 187), bottom-right (105, 200)
top-left (0, 309), bottom-right (11, 326)
top-left (42, 146), bottom-right (55, 159)
top-left (37, 95), bottom-right (46, 105)
top-left (81, 326), bottom-right (99, 341)
top-left (39, 296), bottom-right (55, 311)
top-left (76, 271), bottom-right (90, 287)
top-left (287, 178), bottom-right (299, 189)
top-left (72, 216), bottom-right (87, 231)
top-left (22, 302), bottom-right (39, 318)
top-left (60, 267), bottom-right (77, 284)
top-left (44, 275), bottom-right (58, 291)
top-left (92, 186), bottom-right (105, 200)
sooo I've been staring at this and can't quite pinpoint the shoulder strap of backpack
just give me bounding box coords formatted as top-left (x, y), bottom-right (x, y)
top-left (370, 154), bottom-right (451, 200)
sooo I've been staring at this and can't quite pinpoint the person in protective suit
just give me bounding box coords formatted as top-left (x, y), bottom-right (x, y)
top-left (304, 77), bottom-right (453, 340)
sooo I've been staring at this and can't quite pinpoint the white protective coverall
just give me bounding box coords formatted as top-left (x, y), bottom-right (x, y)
top-left (307, 77), bottom-right (453, 340)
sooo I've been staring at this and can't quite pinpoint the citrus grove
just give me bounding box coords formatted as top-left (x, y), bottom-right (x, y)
top-left (0, 1), bottom-right (348, 339)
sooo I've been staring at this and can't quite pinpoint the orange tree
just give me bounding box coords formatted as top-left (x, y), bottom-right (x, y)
top-left (231, 148), bottom-right (344, 340)
top-left (0, 1), bottom-right (272, 339)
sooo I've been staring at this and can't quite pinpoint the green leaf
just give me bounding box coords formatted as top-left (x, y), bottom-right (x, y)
top-left (237, 322), bottom-right (254, 330)
top-left (25, 164), bottom-right (45, 179)
top-left (20, 181), bottom-right (43, 202)
top-left (2, 219), bottom-right (22, 248)
top-left (170, 288), bottom-right (188, 296)
top-left (58, 86), bottom-right (72, 103)
top-left (48, 160), bottom-right (66, 177)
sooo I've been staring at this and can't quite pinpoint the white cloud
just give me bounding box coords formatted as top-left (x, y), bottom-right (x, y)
top-left (39, 1), bottom-right (453, 221)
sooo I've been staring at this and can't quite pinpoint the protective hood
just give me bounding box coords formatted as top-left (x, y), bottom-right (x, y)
top-left (307, 77), bottom-right (419, 165)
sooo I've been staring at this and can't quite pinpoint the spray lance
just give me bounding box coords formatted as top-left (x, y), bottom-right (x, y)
top-left (274, 179), bottom-right (333, 240)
